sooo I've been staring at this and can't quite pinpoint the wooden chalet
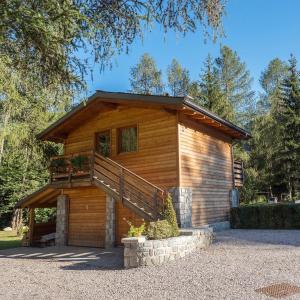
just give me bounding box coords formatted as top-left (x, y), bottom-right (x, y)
top-left (16, 91), bottom-right (250, 247)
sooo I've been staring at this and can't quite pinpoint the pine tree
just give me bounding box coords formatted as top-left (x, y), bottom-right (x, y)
top-left (274, 55), bottom-right (300, 198)
top-left (198, 55), bottom-right (234, 120)
top-left (129, 53), bottom-right (164, 95)
top-left (258, 58), bottom-right (288, 114)
top-left (167, 59), bottom-right (190, 96)
top-left (215, 46), bottom-right (255, 125)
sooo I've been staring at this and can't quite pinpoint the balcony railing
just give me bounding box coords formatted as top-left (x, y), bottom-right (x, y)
top-left (233, 160), bottom-right (244, 187)
top-left (49, 151), bottom-right (93, 183)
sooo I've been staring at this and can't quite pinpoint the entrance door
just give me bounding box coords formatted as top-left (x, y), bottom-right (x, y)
top-left (95, 130), bottom-right (111, 157)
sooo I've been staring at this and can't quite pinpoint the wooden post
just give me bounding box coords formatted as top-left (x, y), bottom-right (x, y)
top-left (28, 208), bottom-right (35, 246)
top-left (90, 151), bottom-right (95, 182)
top-left (119, 168), bottom-right (124, 204)
top-left (153, 189), bottom-right (158, 219)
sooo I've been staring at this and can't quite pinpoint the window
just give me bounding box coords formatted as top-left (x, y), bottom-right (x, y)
top-left (117, 126), bottom-right (137, 153)
top-left (95, 131), bottom-right (111, 157)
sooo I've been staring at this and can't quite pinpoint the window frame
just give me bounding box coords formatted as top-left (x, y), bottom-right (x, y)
top-left (94, 129), bottom-right (112, 157)
top-left (117, 125), bottom-right (138, 155)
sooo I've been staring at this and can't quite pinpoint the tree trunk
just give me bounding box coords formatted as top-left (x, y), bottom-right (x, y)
top-left (11, 208), bottom-right (23, 231)
top-left (0, 108), bottom-right (11, 165)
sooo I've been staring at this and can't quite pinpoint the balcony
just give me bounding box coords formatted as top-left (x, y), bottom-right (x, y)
top-left (49, 152), bottom-right (93, 186)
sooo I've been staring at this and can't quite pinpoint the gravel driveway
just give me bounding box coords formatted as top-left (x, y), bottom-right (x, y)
top-left (1, 229), bottom-right (300, 300)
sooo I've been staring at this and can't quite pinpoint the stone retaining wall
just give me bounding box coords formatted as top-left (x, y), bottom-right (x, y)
top-left (121, 228), bottom-right (214, 268)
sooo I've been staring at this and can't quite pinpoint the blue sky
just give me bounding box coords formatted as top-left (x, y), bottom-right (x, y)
top-left (80, 0), bottom-right (300, 97)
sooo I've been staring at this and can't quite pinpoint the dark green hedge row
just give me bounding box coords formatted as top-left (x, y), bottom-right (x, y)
top-left (230, 204), bottom-right (300, 229)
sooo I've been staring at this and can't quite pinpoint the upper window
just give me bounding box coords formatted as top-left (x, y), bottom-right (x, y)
top-left (117, 126), bottom-right (137, 153)
top-left (95, 130), bottom-right (111, 157)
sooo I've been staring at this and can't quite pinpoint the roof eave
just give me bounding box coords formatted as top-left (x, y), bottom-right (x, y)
top-left (183, 97), bottom-right (252, 140)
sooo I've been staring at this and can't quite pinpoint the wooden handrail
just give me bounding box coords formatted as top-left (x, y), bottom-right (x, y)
top-left (93, 151), bottom-right (165, 217)
top-left (94, 152), bottom-right (164, 195)
top-left (49, 150), bottom-right (165, 218)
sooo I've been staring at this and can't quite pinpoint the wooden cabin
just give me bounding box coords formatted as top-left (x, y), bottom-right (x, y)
top-left (16, 91), bottom-right (250, 247)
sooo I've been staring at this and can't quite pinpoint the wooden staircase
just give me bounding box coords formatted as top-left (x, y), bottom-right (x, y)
top-left (92, 152), bottom-right (165, 220)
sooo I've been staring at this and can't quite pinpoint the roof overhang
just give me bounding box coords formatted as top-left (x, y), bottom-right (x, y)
top-left (15, 185), bottom-right (60, 208)
top-left (38, 91), bottom-right (251, 142)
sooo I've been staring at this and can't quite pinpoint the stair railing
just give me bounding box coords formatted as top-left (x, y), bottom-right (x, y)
top-left (92, 151), bottom-right (165, 218)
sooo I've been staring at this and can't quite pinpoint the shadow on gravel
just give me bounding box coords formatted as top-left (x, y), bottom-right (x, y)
top-left (216, 229), bottom-right (300, 247)
top-left (0, 246), bottom-right (124, 270)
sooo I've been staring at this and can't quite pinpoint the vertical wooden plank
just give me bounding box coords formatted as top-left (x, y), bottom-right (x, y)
top-left (230, 142), bottom-right (235, 189)
top-left (176, 111), bottom-right (181, 187)
top-left (28, 208), bottom-right (35, 246)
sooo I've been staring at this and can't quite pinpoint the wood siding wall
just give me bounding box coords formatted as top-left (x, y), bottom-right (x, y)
top-left (179, 114), bottom-right (233, 226)
top-left (64, 106), bottom-right (178, 242)
top-left (67, 187), bottom-right (106, 247)
top-left (65, 106), bottom-right (178, 189)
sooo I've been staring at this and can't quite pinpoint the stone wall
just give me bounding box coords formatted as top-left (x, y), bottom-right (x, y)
top-left (55, 195), bottom-right (69, 246)
top-left (122, 228), bottom-right (214, 268)
top-left (105, 194), bottom-right (115, 248)
top-left (168, 187), bottom-right (192, 228)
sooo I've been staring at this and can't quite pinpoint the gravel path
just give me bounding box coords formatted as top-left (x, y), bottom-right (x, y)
top-left (1, 230), bottom-right (300, 300)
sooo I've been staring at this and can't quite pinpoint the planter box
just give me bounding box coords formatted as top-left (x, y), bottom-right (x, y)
top-left (121, 228), bottom-right (214, 268)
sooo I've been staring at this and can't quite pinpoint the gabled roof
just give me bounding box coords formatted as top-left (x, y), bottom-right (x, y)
top-left (38, 91), bottom-right (251, 142)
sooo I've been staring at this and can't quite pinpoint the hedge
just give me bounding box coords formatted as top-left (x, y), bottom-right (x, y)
top-left (230, 203), bottom-right (300, 229)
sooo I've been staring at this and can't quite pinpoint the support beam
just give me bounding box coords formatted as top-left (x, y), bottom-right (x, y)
top-left (105, 194), bottom-right (116, 248)
top-left (55, 194), bottom-right (69, 246)
top-left (28, 208), bottom-right (35, 246)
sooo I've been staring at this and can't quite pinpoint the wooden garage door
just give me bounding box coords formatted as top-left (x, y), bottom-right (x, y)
top-left (68, 187), bottom-right (106, 247)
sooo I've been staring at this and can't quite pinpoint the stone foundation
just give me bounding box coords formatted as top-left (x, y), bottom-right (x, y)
top-left (122, 228), bottom-right (214, 268)
top-left (105, 194), bottom-right (115, 248)
top-left (55, 195), bottom-right (69, 246)
top-left (168, 187), bottom-right (192, 228)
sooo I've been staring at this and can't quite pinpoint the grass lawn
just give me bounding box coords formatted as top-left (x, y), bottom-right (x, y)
top-left (0, 230), bottom-right (22, 250)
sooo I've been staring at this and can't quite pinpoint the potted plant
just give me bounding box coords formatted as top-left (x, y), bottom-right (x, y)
top-left (70, 155), bottom-right (89, 175)
top-left (50, 157), bottom-right (67, 174)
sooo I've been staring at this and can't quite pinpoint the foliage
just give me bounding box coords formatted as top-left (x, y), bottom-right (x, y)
top-left (230, 204), bottom-right (300, 229)
top-left (0, 0), bottom-right (225, 91)
top-left (162, 193), bottom-right (179, 237)
top-left (198, 55), bottom-right (233, 120)
top-left (187, 46), bottom-right (255, 128)
top-left (34, 208), bottom-right (56, 224)
top-left (50, 158), bottom-right (67, 168)
top-left (17, 225), bottom-right (29, 237)
top-left (246, 55), bottom-right (300, 201)
top-left (125, 219), bottom-right (146, 237)
top-left (167, 59), bottom-right (190, 96)
top-left (130, 53), bottom-right (164, 94)
top-left (70, 155), bottom-right (89, 171)
top-left (146, 220), bottom-right (174, 240)
top-left (0, 56), bottom-right (68, 227)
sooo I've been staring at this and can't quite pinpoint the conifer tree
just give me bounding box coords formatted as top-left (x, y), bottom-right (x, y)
top-left (198, 55), bottom-right (234, 120)
top-left (274, 55), bottom-right (300, 198)
top-left (129, 53), bottom-right (164, 95)
top-left (215, 46), bottom-right (255, 125)
top-left (167, 59), bottom-right (190, 96)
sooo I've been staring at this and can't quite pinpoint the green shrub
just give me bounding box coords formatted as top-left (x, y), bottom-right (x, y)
top-left (125, 219), bottom-right (145, 237)
top-left (162, 193), bottom-right (179, 237)
top-left (230, 204), bottom-right (300, 229)
top-left (146, 220), bottom-right (173, 240)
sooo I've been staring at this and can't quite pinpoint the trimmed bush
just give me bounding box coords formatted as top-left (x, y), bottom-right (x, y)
top-left (146, 220), bottom-right (173, 240)
top-left (162, 193), bottom-right (179, 237)
top-left (230, 203), bottom-right (300, 229)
